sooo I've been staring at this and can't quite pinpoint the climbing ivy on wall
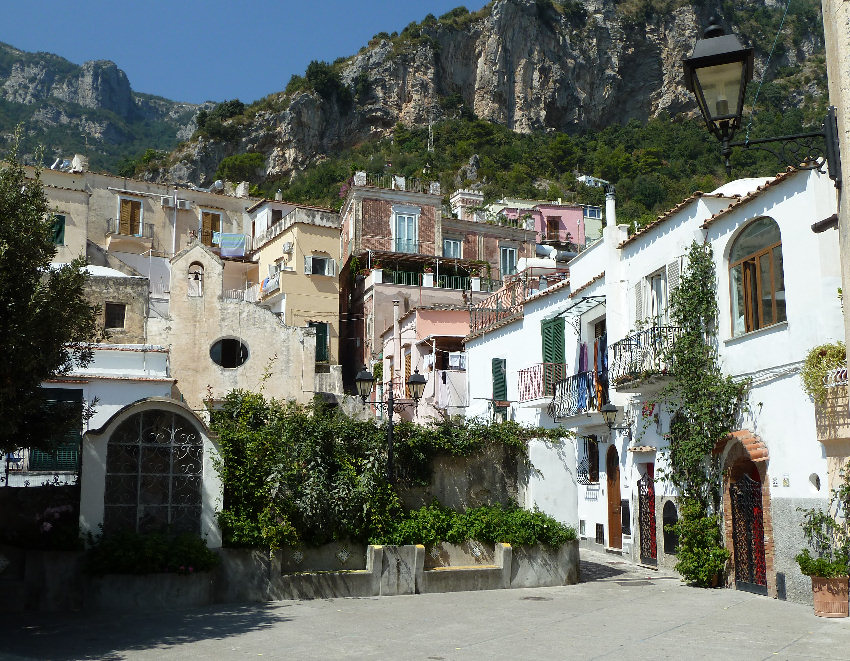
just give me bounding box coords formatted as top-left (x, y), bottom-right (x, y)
top-left (210, 391), bottom-right (568, 550)
top-left (657, 241), bottom-right (749, 586)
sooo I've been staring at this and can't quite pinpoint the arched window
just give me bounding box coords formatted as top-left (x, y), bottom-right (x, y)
top-left (729, 217), bottom-right (785, 336)
top-left (103, 410), bottom-right (203, 534)
top-left (188, 262), bottom-right (204, 297)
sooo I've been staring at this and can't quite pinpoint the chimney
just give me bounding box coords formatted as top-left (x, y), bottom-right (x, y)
top-left (275, 189), bottom-right (283, 201)
top-left (605, 184), bottom-right (616, 228)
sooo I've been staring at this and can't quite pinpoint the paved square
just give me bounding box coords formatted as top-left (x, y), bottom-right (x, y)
top-left (3, 550), bottom-right (849, 660)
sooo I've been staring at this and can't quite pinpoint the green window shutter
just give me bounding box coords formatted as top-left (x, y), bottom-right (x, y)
top-left (309, 322), bottom-right (329, 362)
top-left (51, 214), bottom-right (66, 245)
top-left (492, 358), bottom-right (507, 414)
top-left (541, 317), bottom-right (565, 363)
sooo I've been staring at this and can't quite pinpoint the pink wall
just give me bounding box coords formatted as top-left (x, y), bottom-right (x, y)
top-left (500, 205), bottom-right (585, 245)
top-left (533, 204), bottom-right (585, 245)
top-left (416, 309), bottom-right (470, 339)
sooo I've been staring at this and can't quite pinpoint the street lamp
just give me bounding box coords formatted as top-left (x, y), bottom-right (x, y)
top-left (601, 403), bottom-right (632, 440)
top-left (683, 18), bottom-right (841, 184)
top-left (356, 366), bottom-right (426, 484)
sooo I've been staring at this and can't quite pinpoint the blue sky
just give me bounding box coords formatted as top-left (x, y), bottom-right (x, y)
top-left (1, 1), bottom-right (487, 104)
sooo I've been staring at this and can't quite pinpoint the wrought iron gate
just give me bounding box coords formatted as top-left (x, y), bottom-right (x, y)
top-left (638, 469), bottom-right (657, 565)
top-left (730, 474), bottom-right (767, 595)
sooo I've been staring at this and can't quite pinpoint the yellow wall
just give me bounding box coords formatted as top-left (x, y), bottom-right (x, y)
top-left (254, 213), bottom-right (341, 364)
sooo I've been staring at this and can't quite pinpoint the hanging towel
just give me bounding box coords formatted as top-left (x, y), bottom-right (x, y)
top-left (219, 233), bottom-right (247, 258)
top-left (212, 231), bottom-right (222, 245)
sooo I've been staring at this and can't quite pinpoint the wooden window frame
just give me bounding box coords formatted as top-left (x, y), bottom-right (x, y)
top-left (729, 238), bottom-right (783, 336)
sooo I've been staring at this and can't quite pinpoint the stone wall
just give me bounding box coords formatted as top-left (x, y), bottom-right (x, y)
top-left (85, 275), bottom-right (148, 343)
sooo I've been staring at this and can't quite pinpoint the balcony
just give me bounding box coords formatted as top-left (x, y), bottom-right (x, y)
top-left (469, 270), bottom-right (569, 336)
top-left (608, 326), bottom-right (682, 393)
top-left (518, 363), bottom-right (569, 405)
top-left (816, 367), bottom-right (850, 450)
top-left (105, 218), bottom-right (154, 252)
top-left (547, 371), bottom-right (607, 420)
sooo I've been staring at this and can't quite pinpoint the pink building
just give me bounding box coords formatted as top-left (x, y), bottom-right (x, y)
top-left (500, 203), bottom-right (586, 247)
top-left (379, 302), bottom-right (470, 421)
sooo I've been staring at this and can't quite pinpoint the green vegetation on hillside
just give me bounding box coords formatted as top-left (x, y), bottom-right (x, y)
top-left (253, 100), bottom-right (821, 231)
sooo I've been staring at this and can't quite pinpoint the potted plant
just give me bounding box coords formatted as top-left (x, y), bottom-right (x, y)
top-left (796, 460), bottom-right (850, 617)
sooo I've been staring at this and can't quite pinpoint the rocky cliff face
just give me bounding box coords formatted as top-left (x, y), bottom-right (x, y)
top-left (164, 0), bottom-right (825, 186)
top-left (0, 42), bottom-right (199, 169)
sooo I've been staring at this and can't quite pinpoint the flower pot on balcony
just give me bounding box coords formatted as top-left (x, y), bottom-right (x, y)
top-left (471, 276), bottom-right (481, 292)
top-left (812, 576), bottom-right (849, 617)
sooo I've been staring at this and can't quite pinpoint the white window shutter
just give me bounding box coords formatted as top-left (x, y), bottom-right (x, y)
top-left (268, 264), bottom-right (276, 278)
top-left (667, 258), bottom-right (681, 293)
top-left (304, 256), bottom-right (312, 274)
top-left (634, 281), bottom-right (643, 325)
top-left (328, 259), bottom-right (336, 277)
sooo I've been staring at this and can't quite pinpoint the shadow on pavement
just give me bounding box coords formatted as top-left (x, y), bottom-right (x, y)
top-left (580, 559), bottom-right (629, 582)
top-left (3, 602), bottom-right (289, 660)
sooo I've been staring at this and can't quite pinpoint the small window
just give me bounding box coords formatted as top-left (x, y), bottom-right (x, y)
top-left (210, 338), bottom-right (248, 368)
top-left (443, 238), bottom-right (461, 258)
top-left (584, 207), bottom-right (601, 219)
top-left (305, 255), bottom-right (335, 276)
top-left (51, 214), bottom-right (66, 245)
top-left (500, 246), bottom-right (518, 278)
top-left (105, 303), bottom-right (126, 329)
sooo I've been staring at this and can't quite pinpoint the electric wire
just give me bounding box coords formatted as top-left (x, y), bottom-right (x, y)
top-left (743, 0), bottom-right (794, 142)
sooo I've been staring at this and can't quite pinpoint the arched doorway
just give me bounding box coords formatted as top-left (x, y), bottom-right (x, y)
top-left (606, 445), bottom-right (622, 549)
top-left (729, 458), bottom-right (767, 595)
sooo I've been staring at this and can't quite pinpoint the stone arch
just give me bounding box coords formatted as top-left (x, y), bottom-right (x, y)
top-left (188, 261), bottom-right (204, 297)
top-left (718, 430), bottom-right (774, 596)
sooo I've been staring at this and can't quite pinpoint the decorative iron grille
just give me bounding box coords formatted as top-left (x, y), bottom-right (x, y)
top-left (609, 326), bottom-right (682, 387)
top-left (548, 370), bottom-right (607, 419)
top-left (731, 474), bottom-right (768, 594)
top-left (638, 470), bottom-right (657, 565)
top-left (103, 410), bottom-right (202, 535)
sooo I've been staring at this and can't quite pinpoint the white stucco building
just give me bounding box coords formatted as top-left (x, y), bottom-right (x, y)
top-left (464, 168), bottom-right (842, 604)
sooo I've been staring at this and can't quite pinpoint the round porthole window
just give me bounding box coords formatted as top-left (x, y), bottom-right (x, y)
top-left (210, 338), bottom-right (248, 368)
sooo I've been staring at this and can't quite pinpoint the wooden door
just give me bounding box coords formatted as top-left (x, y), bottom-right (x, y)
top-left (607, 445), bottom-right (622, 549)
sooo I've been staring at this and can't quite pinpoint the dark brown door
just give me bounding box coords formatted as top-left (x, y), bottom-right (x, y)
top-left (607, 445), bottom-right (622, 549)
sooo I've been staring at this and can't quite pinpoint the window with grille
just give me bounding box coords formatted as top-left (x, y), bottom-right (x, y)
top-left (729, 217), bottom-right (786, 336)
top-left (105, 302), bottom-right (126, 329)
top-left (103, 410), bottom-right (203, 535)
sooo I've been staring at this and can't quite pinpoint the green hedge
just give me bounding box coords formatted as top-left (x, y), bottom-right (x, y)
top-left (375, 503), bottom-right (576, 547)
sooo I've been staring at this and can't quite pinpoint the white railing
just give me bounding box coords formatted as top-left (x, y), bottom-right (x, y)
top-left (222, 283), bottom-right (260, 303)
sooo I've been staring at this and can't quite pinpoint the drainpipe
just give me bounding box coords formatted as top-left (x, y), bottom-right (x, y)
top-left (393, 299), bottom-right (401, 394)
top-left (171, 190), bottom-right (178, 256)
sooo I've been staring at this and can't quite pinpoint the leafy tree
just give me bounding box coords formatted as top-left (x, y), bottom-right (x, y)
top-left (215, 152), bottom-right (265, 183)
top-left (0, 150), bottom-right (101, 453)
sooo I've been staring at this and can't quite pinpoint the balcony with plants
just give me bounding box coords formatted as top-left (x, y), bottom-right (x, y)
top-left (608, 325), bottom-right (682, 394)
top-left (806, 342), bottom-right (849, 450)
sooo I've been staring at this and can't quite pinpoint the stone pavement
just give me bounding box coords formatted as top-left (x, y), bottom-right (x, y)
top-left (3, 548), bottom-right (850, 661)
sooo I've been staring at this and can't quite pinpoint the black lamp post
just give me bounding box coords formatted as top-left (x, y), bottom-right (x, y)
top-left (683, 18), bottom-right (841, 185)
top-left (356, 366), bottom-right (427, 484)
top-left (601, 403), bottom-right (632, 440)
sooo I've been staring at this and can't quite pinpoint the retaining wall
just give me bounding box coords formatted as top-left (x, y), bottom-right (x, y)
top-left (1, 540), bottom-right (580, 612)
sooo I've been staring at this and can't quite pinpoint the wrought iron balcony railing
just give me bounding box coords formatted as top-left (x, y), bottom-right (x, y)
top-left (547, 371), bottom-right (606, 419)
top-left (106, 218), bottom-right (154, 239)
top-left (608, 325), bottom-right (682, 387)
top-left (517, 363), bottom-right (569, 402)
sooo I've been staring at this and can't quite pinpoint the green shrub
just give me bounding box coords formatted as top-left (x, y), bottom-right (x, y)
top-left (85, 531), bottom-right (219, 575)
top-left (215, 152), bottom-right (265, 183)
top-left (796, 548), bottom-right (849, 578)
top-left (376, 503), bottom-right (576, 547)
top-left (671, 499), bottom-right (730, 587)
